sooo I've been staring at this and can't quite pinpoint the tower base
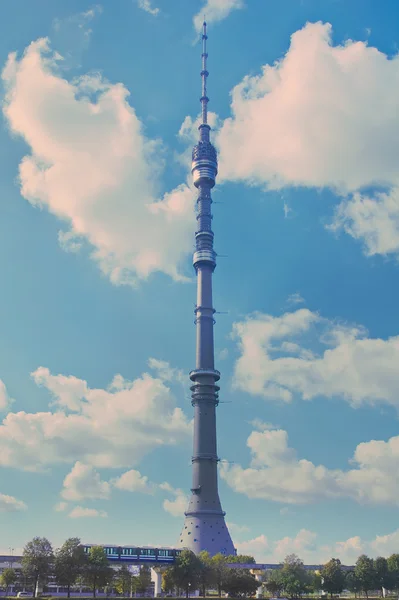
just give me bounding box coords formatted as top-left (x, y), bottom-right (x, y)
top-left (178, 511), bottom-right (235, 556)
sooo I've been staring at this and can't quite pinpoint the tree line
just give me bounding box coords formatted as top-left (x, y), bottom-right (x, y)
top-left (0, 537), bottom-right (151, 598)
top-left (3, 537), bottom-right (399, 599)
top-left (263, 553), bottom-right (399, 599)
top-left (162, 550), bottom-right (259, 598)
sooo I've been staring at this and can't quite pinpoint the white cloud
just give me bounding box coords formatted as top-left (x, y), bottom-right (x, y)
top-left (249, 419), bottom-right (279, 431)
top-left (217, 348), bottom-right (229, 361)
top-left (217, 22), bottom-right (399, 193)
top-left (113, 469), bottom-right (155, 494)
top-left (212, 22), bottom-right (399, 258)
top-left (147, 358), bottom-right (185, 385)
top-left (287, 293), bottom-right (305, 306)
top-left (221, 427), bottom-right (399, 507)
top-left (54, 501), bottom-right (68, 512)
top-left (2, 38), bottom-right (194, 286)
top-left (232, 308), bottom-right (399, 408)
top-left (193, 0), bottom-right (244, 32)
top-left (137, 0), bottom-right (159, 16)
top-left (238, 527), bottom-right (399, 565)
top-left (226, 521), bottom-right (250, 535)
top-left (0, 380), bottom-right (12, 412)
top-left (68, 506), bottom-right (107, 518)
top-left (159, 482), bottom-right (188, 517)
top-left (0, 362), bottom-right (190, 471)
top-left (33, 367), bottom-right (88, 411)
top-left (236, 534), bottom-right (268, 558)
top-left (61, 462), bottom-right (111, 501)
top-left (0, 493), bottom-right (27, 512)
top-left (330, 188), bottom-right (399, 258)
top-left (273, 529), bottom-right (318, 562)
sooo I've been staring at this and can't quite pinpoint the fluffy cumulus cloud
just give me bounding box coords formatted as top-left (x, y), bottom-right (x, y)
top-left (113, 469), bottom-right (155, 494)
top-left (2, 38), bottom-right (194, 285)
top-left (236, 534), bottom-right (268, 557)
top-left (221, 427), bottom-right (399, 507)
top-left (193, 0), bottom-right (244, 33)
top-left (61, 462), bottom-right (111, 501)
top-left (232, 308), bottom-right (399, 408)
top-left (0, 361), bottom-right (190, 471)
top-left (331, 188), bottom-right (399, 258)
top-left (159, 482), bottom-right (188, 517)
top-left (68, 506), bottom-right (107, 519)
top-left (214, 22), bottom-right (399, 258)
top-left (0, 493), bottom-right (27, 512)
top-left (238, 527), bottom-right (399, 565)
top-left (217, 22), bottom-right (399, 192)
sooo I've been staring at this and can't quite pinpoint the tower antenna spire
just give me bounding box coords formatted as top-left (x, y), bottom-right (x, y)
top-left (201, 20), bottom-right (209, 125)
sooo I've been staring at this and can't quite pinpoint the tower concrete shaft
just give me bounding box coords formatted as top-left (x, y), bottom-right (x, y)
top-left (178, 22), bottom-right (235, 557)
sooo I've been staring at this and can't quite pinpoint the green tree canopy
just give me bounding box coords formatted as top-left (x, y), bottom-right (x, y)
top-left (345, 570), bottom-right (361, 597)
top-left (311, 572), bottom-right (323, 594)
top-left (355, 555), bottom-right (376, 599)
top-left (198, 551), bottom-right (215, 597)
top-left (279, 554), bottom-right (312, 599)
top-left (387, 554), bottom-right (399, 591)
top-left (0, 568), bottom-right (17, 595)
top-left (137, 565), bottom-right (152, 595)
top-left (54, 537), bottom-right (87, 598)
top-left (114, 564), bottom-right (135, 597)
top-left (374, 557), bottom-right (392, 592)
top-left (211, 553), bottom-right (229, 597)
top-left (226, 554), bottom-right (256, 564)
top-left (264, 569), bottom-right (284, 596)
top-left (81, 546), bottom-right (114, 598)
top-left (162, 568), bottom-right (176, 594)
top-left (167, 549), bottom-right (202, 598)
top-left (22, 536), bottom-right (54, 598)
top-left (222, 568), bottom-right (260, 597)
top-left (321, 558), bottom-right (346, 597)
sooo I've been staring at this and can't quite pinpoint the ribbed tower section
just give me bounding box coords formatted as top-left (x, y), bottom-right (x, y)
top-left (178, 22), bottom-right (235, 557)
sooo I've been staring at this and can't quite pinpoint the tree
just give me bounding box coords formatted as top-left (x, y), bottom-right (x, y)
top-left (264, 570), bottom-right (284, 597)
top-left (387, 554), bottom-right (399, 591)
top-left (168, 549), bottom-right (201, 598)
top-left (198, 551), bottom-right (215, 597)
top-left (22, 537), bottom-right (54, 598)
top-left (279, 555), bottom-right (312, 599)
top-left (137, 565), bottom-right (152, 596)
top-left (162, 568), bottom-right (176, 595)
top-left (114, 565), bottom-right (134, 597)
top-left (321, 559), bottom-right (346, 598)
top-left (222, 568), bottom-right (260, 597)
top-left (54, 537), bottom-right (87, 598)
top-left (211, 553), bottom-right (229, 597)
top-left (81, 546), bottom-right (114, 598)
top-left (345, 571), bottom-right (361, 598)
top-left (310, 572), bottom-right (323, 595)
top-left (374, 557), bottom-right (392, 595)
top-left (226, 555), bottom-right (256, 564)
top-left (0, 568), bottom-right (17, 596)
top-left (355, 555), bottom-right (376, 599)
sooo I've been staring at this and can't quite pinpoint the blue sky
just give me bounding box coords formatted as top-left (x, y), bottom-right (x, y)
top-left (1, 0), bottom-right (399, 564)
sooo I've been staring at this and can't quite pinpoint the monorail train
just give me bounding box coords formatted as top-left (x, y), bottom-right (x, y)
top-left (83, 545), bottom-right (182, 563)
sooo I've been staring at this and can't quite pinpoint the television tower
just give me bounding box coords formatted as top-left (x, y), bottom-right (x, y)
top-left (178, 22), bottom-right (235, 557)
